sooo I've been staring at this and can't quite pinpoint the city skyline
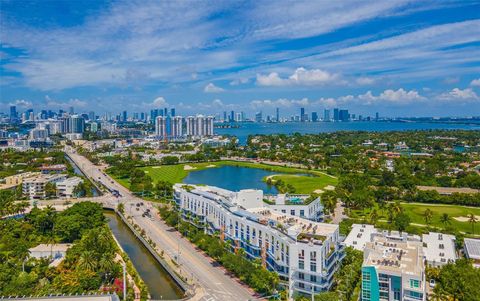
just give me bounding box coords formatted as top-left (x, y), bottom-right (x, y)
top-left (1, 1), bottom-right (480, 117)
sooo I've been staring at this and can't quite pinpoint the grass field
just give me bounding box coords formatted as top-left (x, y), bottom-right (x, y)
top-left (350, 202), bottom-right (480, 235)
top-left (110, 160), bottom-right (337, 194)
top-left (268, 174), bottom-right (337, 194)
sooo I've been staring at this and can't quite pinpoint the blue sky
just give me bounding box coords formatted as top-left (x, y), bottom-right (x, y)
top-left (1, 0), bottom-right (480, 117)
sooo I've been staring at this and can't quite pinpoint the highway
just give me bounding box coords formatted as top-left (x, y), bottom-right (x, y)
top-left (64, 147), bottom-right (258, 301)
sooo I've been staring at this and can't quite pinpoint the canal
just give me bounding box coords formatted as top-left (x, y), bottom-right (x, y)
top-left (104, 210), bottom-right (184, 300)
top-left (65, 155), bottom-right (101, 197)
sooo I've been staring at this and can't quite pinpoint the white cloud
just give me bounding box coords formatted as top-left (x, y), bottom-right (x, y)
top-left (438, 88), bottom-right (479, 101)
top-left (443, 76), bottom-right (460, 84)
top-left (250, 98), bottom-right (310, 109)
top-left (230, 78), bottom-right (250, 86)
top-left (471, 78), bottom-right (480, 87)
top-left (257, 67), bottom-right (339, 86)
top-left (204, 83), bottom-right (225, 93)
top-left (152, 97), bottom-right (169, 107)
top-left (9, 99), bottom-right (32, 108)
top-left (356, 77), bottom-right (375, 85)
top-left (141, 96), bottom-right (169, 108)
top-left (44, 96), bottom-right (87, 109)
top-left (356, 89), bottom-right (425, 105)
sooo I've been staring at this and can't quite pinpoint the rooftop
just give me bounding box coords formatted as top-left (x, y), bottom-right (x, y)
top-left (364, 235), bottom-right (424, 276)
top-left (422, 232), bottom-right (457, 265)
top-left (464, 238), bottom-right (480, 259)
top-left (29, 243), bottom-right (72, 253)
top-left (176, 184), bottom-right (338, 244)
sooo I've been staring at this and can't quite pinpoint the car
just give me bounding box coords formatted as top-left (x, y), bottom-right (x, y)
top-left (429, 279), bottom-right (436, 288)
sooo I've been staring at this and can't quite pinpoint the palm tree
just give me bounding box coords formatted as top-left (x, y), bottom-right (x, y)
top-left (387, 202), bottom-right (402, 224)
top-left (78, 250), bottom-right (97, 271)
top-left (423, 209), bottom-right (433, 227)
top-left (468, 213), bottom-right (478, 235)
top-left (440, 213), bottom-right (451, 229)
top-left (369, 208), bottom-right (379, 226)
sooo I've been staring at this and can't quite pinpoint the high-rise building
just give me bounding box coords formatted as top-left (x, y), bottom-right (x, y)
top-left (300, 108), bottom-right (306, 122)
top-left (235, 112), bottom-right (242, 122)
top-left (69, 115), bottom-right (85, 134)
top-left (223, 111), bottom-right (227, 122)
top-left (339, 109), bottom-right (349, 121)
top-left (122, 110), bottom-right (127, 122)
top-left (171, 108), bottom-right (176, 117)
top-left (311, 112), bottom-right (318, 122)
top-left (10, 106), bottom-right (17, 121)
top-left (229, 110), bottom-right (235, 122)
top-left (69, 106), bottom-right (74, 115)
top-left (185, 115), bottom-right (214, 137)
top-left (275, 107), bottom-right (280, 122)
top-left (255, 111), bottom-right (263, 123)
top-left (333, 108), bottom-right (339, 121)
top-left (375, 112), bottom-right (379, 121)
top-left (88, 111), bottom-right (95, 121)
top-left (164, 107), bottom-right (168, 117)
top-left (361, 233), bottom-right (426, 301)
top-left (155, 116), bottom-right (185, 140)
top-left (323, 109), bottom-right (330, 121)
top-left (140, 112), bottom-right (145, 121)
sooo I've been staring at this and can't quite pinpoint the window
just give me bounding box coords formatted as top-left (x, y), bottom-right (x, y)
top-left (291, 209), bottom-right (295, 216)
top-left (299, 261), bottom-right (304, 270)
top-left (299, 272), bottom-right (304, 280)
top-left (281, 209), bottom-right (286, 213)
top-left (310, 263), bottom-right (317, 272)
top-left (299, 282), bottom-right (304, 289)
top-left (300, 210), bottom-right (305, 216)
top-left (410, 279), bottom-right (420, 288)
top-left (439, 244), bottom-right (444, 249)
top-left (310, 275), bottom-right (317, 282)
top-left (362, 271), bottom-right (371, 281)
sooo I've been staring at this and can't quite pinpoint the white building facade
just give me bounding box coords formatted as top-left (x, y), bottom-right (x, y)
top-left (174, 184), bottom-right (345, 296)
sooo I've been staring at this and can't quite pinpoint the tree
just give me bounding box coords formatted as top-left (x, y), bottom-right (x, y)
top-left (440, 213), bottom-right (451, 229)
top-left (423, 209), bottom-right (433, 227)
top-left (394, 212), bottom-right (410, 233)
top-left (434, 259), bottom-right (480, 301)
top-left (369, 208), bottom-right (379, 226)
top-left (44, 182), bottom-right (57, 198)
top-left (467, 213), bottom-right (478, 235)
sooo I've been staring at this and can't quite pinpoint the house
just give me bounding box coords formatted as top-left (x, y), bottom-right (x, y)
top-left (29, 243), bottom-right (72, 267)
top-left (56, 176), bottom-right (83, 198)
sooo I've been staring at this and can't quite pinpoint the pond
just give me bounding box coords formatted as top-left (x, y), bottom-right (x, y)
top-left (183, 165), bottom-right (280, 193)
top-left (104, 210), bottom-right (184, 300)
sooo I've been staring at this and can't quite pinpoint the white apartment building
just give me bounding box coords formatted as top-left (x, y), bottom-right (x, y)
top-left (361, 233), bottom-right (426, 301)
top-left (422, 232), bottom-right (457, 267)
top-left (265, 194), bottom-right (324, 222)
top-left (22, 174), bottom-right (66, 199)
top-left (185, 115), bottom-right (214, 137)
top-left (56, 176), bottom-right (83, 198)
top-left (174, 184), bottom-right (345, 297)
top-left (155, 116), bottom-right (184, 139)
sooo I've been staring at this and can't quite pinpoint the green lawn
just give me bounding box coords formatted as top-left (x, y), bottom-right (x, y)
top-left (350, 202), bottom-right (480, 235)
top-left (268, 174), bottom-right (337, 194)
top-left (110, 160), bottom-right (337, 194)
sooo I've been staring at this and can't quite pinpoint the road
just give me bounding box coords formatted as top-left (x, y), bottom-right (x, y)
top-left (64, 147), bottom-right (258, 301)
